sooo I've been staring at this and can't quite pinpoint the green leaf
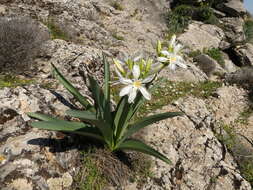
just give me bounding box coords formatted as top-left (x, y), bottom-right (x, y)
top-left (51, 63), bottom-right (93, 110)
top-left (30, 120), bottom-right (103, 141)
top-left (114, 96), bottom-right (132, 138)
top-left (103, 53), bottom-right (110, 101)
top-left (27, 112), bottom-right (62, 122)
top-left (117, 139), bottom-right (172, 164)
top-left (122, 112), bottom-right (183, 141)
top-left (66, 110), bottom-right (97, 121)
top-left (66, 109), bottom-right (112, 146)
top-left (88, 75), bottom-right (104, 118)
top-left (102, 54), bottom-right (112, 124)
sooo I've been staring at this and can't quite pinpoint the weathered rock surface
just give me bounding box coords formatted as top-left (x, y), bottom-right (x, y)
top-left (221, 17), bottom-right (245, 44)
top-left (2, 0), bottom-right (168, 55)
top-left (139, 94), bottom-right (251, 190)
top-left (194, 54), bottom-right (225, 77)
top-left (178, 22), bottom-right (225, 51)
top-left (216, 0), bottom-right (246, 17)
top-left (160, 61), bottom-right (208, 82)
top-left (225, 66), bottom-right (253, 87)
top-left (233, 43), bottom-right (253, 66)
top-left (0, 85), bottom-right (81, 190)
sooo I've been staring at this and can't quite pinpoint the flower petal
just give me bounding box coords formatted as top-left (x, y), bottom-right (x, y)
top-left (169, 35), bottom-right (176, 47)
top-left (128, 87), bottom-right (137, 103)
top-left (142, 74), bottom-right (155, 83)
top-left (168, 63), bottom-right (176, 70)
top-left (119, 78), bottom-right (133, 85)
top-left (132, 65), bottom-right (140, 79)
top-left (139, 86), bottom-right (151, 100)
top-left (157, 57), bottom-right (169, 63)
top-left (174, 44), bottom-right (183, 54)
top-left (119, 85), bottom-right (133, 97)
top-left (161, 50), bottom-right (170, 56)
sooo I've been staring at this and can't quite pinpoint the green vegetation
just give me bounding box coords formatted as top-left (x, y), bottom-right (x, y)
top-left (75, 149), bottom-right (107, 190)
top-left (28, 56), bottom-right (182, 165)
top-left (137, 80), bottom-right (222, 117)
top-left (244, 18), bottom-right (253, 44)
top-left (112, 32), bottom-right (125, 41)
top-left (111, 1), bottom-right (124, 11)
top-left (0, 75), bottom-right (34, 89)
top-left (167, 4), bottom-right (218, 34)
top-left (188, 50), bottom-right (202, 58)
top-left (215, 124), bottom-right (253, 187)
top-left (45, 19), bottom-right (70, 41)
top-left (112, 80), bottom-right (222, 118)
top-left (236, 106), bottom-right (253, 125)
top-left (204, 48), bottom-right (225, 68)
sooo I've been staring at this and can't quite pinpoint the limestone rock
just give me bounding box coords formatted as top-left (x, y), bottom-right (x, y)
top-left (178, 22), bottom-right (225, 51)
top-left (160, 61), bottom-right (208, 82)
top-left (208, 86), bottom-right (249, 124)
top-left (194, 54), bottom-right (226, 77)
top-left (221, 17), bottom-right (245, 44)
top-left (139, 100), bottom-right (251, 190)
top-left (216, 0), bottom-right (246, 17)
top-left (234, 43), bottom-right (253, 66)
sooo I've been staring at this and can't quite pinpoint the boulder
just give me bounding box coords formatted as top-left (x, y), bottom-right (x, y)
top-left (139, 97), bottom-right (251, 190)
top-left (160, 61), bottom-right (208, 82)
top-left (216, 0), bottom-right (246, 17)
top-left (225, 66), bottom-right (253, 87)
top-left (234, 43), bottom-right (253, 66)
top-left (178, 22), bottom-right (225, 51)
top-left (194, 54), bottom-right (226, 77)
top-left (221, 17), bottom-right (245, 44)
top-left (0, 85), bottom-right (80, 190)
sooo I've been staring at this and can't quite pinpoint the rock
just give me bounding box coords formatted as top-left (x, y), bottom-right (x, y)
top-left (216, 0), bottom-right (246, 17)
top-left (221, 17), bottom-right (245, 44)
top-left (178, 22), bottom-right (225, 51)
top-left (223, 58), bottom-right (238, 73)
top-left (0, 85), bottom-right (81, 190)
top-left (3, 0), bottom-right (168, 55)
top-left (139, 99), bottom-right (251, 190)
top-left (233, 43), bottom-right (253, 66)
top-left (194, 54), bottom-right (226, 77)
top-left (208, 86), bottom-right (249, 124)
top-left (160, 61), bottom-right (208, 82)
top-left (225, 66), bottom-right (253, 87)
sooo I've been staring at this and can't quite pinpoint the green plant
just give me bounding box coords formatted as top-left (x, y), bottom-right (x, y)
top-left (244, 18), bottom-right (253, 44)
top-left (0, 75), bottom-right (34, 89)
top-left (204, 48), bottom-right (225, 68)
top-left (112, 33), bottom-right (125, 41)
top-left (28, 54), bottom-right (183, 164)
top-left (78, 154), bottom-right (107, 190)
top-left (45, 18), bottom-right (70, 41)
top-left (0, 17), bottom-right (49, 74)
top-left (111, 1), bottom-right (124, 11)
top-left (167, 6), bottom-right (192, 34)
top-left (194, 5), bottom-right (218, 24)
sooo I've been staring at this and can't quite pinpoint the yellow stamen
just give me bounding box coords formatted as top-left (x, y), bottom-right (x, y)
top-left (133, 81), bottom-right (141, 88)
top-left (169, 57), bottom-right (177, 63)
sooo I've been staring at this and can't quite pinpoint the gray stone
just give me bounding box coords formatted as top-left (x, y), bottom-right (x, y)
top-left (221, 17), bottom-right (245, 44)
top-left (195, 54), bottom-right (226, 77)
top-left (234, 43), bottom-right (253, 66)
top-left (178, 22), bottom-right (225, 51)
top-left (216, 0), bottom-right (246, 17)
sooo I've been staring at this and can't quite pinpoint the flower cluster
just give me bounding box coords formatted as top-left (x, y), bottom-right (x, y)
top-left (113, 35), bottom-right (187, 103)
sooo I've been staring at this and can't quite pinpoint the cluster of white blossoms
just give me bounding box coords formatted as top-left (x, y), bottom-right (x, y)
top-left (113, 35), bottom-right (187, 103)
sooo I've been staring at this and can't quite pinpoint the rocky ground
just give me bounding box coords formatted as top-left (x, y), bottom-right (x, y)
top-left (0, 0), bottom-right (253, 189)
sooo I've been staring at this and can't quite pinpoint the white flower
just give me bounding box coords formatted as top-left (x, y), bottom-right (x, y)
top-left (118, 65), bottom-right (153, 103)
top-left (157, 35), bottom-right (187, 70)
top-left (158, 50), bottom-right (187, 70)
